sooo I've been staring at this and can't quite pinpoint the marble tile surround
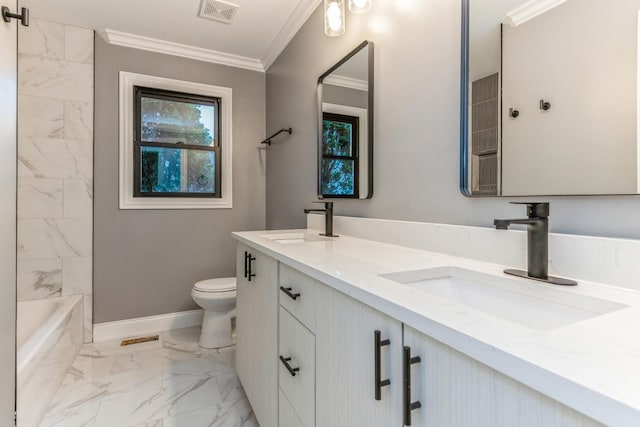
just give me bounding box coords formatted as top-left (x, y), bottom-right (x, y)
top-left (308, 215), bottom-right (640, 292)
top-left (18, 18), bottom-right (94, 342)
top-left (41, 328), bottom-right (258, 427)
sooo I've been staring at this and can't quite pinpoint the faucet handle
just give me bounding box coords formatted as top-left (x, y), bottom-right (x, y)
top-left (510, 202), bottom-right (549, 218)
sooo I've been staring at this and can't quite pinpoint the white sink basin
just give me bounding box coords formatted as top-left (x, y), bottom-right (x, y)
top-left (380, 267), bottom-right (627, 330)
top-left (260, 232), bottom-right (328, 244)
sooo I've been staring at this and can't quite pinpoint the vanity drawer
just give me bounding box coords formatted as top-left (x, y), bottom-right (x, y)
top-left (279, 307), bottom-right (315, 427)
top-left (279, 264), bottom-right (316, 332)
top-left (279, 388), bottom-right (306, 427)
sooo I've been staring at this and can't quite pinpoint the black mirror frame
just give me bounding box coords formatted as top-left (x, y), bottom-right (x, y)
top-left (317, 40), bottom-right (374, 200)
top-left (460, 0), bottom-right (471, 197)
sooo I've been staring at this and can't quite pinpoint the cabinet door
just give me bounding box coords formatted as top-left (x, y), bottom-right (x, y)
top-left (403, 326), bottom-right (602, 427)
top-left (236, 243), bottom-right (279, 427)
top-left (315, 284), bottom-right (403, 427)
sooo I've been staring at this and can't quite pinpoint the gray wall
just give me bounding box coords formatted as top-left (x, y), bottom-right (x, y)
top-left (265, 1), bottom-right (640, 239)
top-left (94, 37), bottom-right (266, 323)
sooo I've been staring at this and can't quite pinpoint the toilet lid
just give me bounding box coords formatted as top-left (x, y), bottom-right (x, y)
top-left (194, 277), bottom-right (236, 293)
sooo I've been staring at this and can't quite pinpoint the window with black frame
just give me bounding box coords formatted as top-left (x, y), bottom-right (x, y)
top-left (133, 86), bottom-right (221, 198)
top-left (322, 112), bottom-right (359, 198)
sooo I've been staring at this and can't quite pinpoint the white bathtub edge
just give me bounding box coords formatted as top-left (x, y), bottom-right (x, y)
top-left (16, 295), bottom-right (83, 376)
top-left (93, 309), bottom-right (204, 343)
top-left (17, 295), bottom-right (83, 427)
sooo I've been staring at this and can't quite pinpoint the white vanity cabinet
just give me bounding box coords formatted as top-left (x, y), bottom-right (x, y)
top-left (234, 242), bottom-right (603, 427)
top-left (279, 389), bottom-right (305, 427)
top-left (403, 326), bottom-right (602, 427)
top-left (235, 243), bottom-right (278, 427)
top-left (315, 283), bottom-right (404, 427)
top-left (312, 287), bottom-right (602, 427)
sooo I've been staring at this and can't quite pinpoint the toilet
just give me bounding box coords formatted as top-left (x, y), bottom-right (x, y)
top-left (191, 277), bottom-right (237, 349)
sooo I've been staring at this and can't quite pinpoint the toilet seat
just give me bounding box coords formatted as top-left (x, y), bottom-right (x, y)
top-left (193, 277), bottom-right (236, 293)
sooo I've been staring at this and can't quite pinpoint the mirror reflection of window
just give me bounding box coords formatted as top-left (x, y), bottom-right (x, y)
top-left (322, 112), bottom-right (359, 197)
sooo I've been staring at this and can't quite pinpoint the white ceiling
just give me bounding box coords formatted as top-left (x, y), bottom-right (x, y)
top-left (20, 0), bottom-right (320, 69)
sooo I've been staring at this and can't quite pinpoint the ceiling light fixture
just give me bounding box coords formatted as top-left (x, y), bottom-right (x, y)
top-left (506, 0), bottom-right (568, 27)
top-left (324, 0), bottom-right (346, 37)
top-left (349, 0), bottom-right (371, 14)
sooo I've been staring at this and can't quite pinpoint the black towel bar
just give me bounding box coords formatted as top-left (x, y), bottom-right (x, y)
top-left (260, 128), bottom-right (292, 145)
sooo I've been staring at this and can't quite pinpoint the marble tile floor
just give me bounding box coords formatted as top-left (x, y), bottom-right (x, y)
top-left (40, 327), bottom-right (258, 427)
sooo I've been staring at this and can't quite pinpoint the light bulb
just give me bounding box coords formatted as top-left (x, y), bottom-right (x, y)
top-left (349, 0), bottom-right (371, 13)
top-left (324, 0), bottom-right (345, 36)
top-left (328, 17), bottom-right (342, 31)
top-left (327, 2), bottom-right (341, 20)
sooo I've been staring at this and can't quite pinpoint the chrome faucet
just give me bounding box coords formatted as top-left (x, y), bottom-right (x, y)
top-left (494, 202), bottom-right (576, 286)
top-left (304, 201), bottom-right (338, 237)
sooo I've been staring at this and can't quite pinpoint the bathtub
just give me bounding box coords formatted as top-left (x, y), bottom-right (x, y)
top-left (17, 295), bottom-right (83, 427)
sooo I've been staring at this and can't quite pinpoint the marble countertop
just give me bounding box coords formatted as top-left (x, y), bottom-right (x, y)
top-left (233, 229), bottom-right (640, 427)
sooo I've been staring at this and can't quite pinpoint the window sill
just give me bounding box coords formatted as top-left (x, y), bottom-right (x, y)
top-left (119, 195), bottom-right (232, 210)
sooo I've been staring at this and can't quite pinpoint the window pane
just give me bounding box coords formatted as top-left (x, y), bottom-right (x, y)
top-left (323, 119), bottom-right (353, 156)
top-left (141, 96), bottom-right (216, 146)
top-left (321, 159), bottom-right (354, 196)
top-left (186, 150), bottom-right (216, 193)
top-left (140, 147), bottom-right (216, 194)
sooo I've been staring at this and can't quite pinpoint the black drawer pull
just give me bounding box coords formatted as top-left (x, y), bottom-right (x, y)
top-left (403, 346), bottom-right (422, 426)
top-left (247, 253), bottom-right (256, 282)
top-left (280, 355), bottom-right (300, 377)
top-left (374, 330), bottom-right (391, 401)
top-left (280, 286), bottom-right (301, 301)
top-left (243, 251), bottom-right (249, 278)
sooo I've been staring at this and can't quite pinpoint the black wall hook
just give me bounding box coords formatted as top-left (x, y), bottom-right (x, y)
top-left (2, 6), bottom-right (29, 27)
top-left (540, 99), bottom-right (551, 111)
top-left (260, 127), bottom-right (292, 146)
top-left (509, 108), bottom-right (520, 118)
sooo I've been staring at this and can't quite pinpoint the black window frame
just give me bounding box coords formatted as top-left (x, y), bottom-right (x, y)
top-left (321, 112), bottom-right (360, 198)
top-left (133, 86), bottom-right (222, 198)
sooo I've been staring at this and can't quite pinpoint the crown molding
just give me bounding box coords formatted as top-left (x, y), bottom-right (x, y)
top-left (100, 29), bottom-right (265, 72)
top-left (323, 74), bottom-right (368, 91)
top-left (506, 0), bottom-right (568, 27)
top-left (100, 0), bottom-right (320, 73)
top-left (262, 0), bottom-right (322, 70)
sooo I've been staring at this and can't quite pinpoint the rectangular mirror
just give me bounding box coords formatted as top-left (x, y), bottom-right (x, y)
top-left (461, 0), bottom-right (640, 196)
top-left (318, 40), bottom-right (373, 199)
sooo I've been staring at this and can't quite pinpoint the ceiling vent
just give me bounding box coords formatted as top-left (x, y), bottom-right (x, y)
top-left (198, 0), bottom-right (240, 25)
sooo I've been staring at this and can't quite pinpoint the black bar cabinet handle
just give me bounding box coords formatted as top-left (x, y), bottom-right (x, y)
top-left (247, 254), bottom-right (256, 282)
top-left (403, 346), bottom-right (422, 426)
top-left (374, 330), bottom-right (391, 401)
top-left (243, 251), bottom-right (249, 278)
top-left (280, 286), bottom-right (301, 301)
top-left (279, 355), bottom-right (300, 377)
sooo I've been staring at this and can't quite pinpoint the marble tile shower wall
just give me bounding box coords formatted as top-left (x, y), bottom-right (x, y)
top-left (17, 19), bottom-right (94, 342)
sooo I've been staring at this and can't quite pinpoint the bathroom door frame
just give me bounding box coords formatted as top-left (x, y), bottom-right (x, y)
top-left (0, 0), bottom-right (17, 425)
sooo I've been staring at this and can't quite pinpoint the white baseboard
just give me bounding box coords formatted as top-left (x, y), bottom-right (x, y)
top-left (93, 309), bottom-right (204, 343)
